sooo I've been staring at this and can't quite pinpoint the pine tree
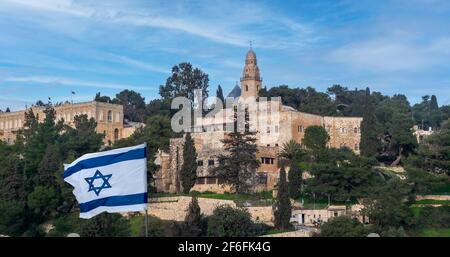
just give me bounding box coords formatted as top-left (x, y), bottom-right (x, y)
top-left (181, 197), bottom-right (203, 237)
top-left (37, 144), bottom-right (60, 187)
top-left (0, 156), bottom-right (27, 202)
top-left (23, 105), bottom-right (59, 178)
top-left (274, 165), bottom-right (292, 230)
top-left (180, 132), bottom-right (198, 193)
top-left (214, 130), bottom-right (260, 194)
top-left (389, 112), bottom-right (417, 166)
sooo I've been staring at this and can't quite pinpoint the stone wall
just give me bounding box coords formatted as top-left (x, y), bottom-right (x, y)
top-left (324, 116), bottom-right (362, 154)
top-left (261, 229), bottom-right (316, 237)
top-left (147, 196), bottom-right (273, 224)
top-left (416, 195), bottom-right (450, 201)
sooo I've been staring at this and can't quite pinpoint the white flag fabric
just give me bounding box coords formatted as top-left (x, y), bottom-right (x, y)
top-left (64, 143), bottom-right (148, 219)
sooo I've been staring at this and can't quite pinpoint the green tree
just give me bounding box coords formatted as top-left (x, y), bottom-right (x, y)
top-left (79, 213), bottom-right (130, 237)
top-left (94, 92), bottom-right (112, 103)
top-left (410, 119), bottom-right (450, 175)
top-left (387, 112), bottom-right (417, 166)
top-left (360, 88), bottom-right (382, 156)
top-left (159, 62), bottom-right (209, 106)
top-left (375, 94), bottom-right (416, 165)
top-left (260, 85), bottom-right (336, 116)
top-left (37, 144), bottom-right (60, 188)
top-left (317, 216), bottom-right (366, 237)
top-left (288, 160), bottom-right (303, 200)
top-left (181, 197), bottom-right (203, 237)
top-left (279, 139), bottom-right (302, 160)
top-left (405, 166), bottom-right (446, 195)
top-left (0, 156), bottom-right (27, 202)
top-left (429, 95), bottom-right (442, 129)
top-left (112, 90), bottom-right (146, 122)
top-left (216, 84), bottom-right (225, 107)
top-left (22, 105), bottom-right (60, 178)
top-left (27, 186), bottom-right (59, 217)
top-left (274, 165), bottom-right (292, 230)
top-left (363, 178), bottom-right (414, 230)
top-left (59, 114), bottom-right (104, 158)
top-left (309, 160), bottom-right (378, 202)
top-left (145, 99), bottom-right (172, 117)
top-left (207, 205), bottom-right (258, 237)
top-left (303, 126), bottom-right (329, 156)
top-left (214, 131), bottom-right (260, 194)
top-left (0, 200), bottom-right (26, 236)
top-left (180, 133), bottom-right (198, 194)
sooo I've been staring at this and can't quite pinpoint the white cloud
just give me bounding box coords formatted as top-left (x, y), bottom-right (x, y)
top-left (109, 54), bottom-right (169, 74)
top-left (0, 0), bottom-right (315, 49)
top-left (4, 76), bottom-right (153, 91)
top-left (0, 98), bottom-right (32, 111)
top-left (328, 38), bottom-right (450, 73)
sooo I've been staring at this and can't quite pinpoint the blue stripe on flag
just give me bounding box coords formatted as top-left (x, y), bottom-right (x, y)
top-left (79, 192), bottom-right (148, 213)
top-left (64, 147), bottom-right (146, 178)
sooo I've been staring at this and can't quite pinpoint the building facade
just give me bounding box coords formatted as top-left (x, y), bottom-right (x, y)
top-left (0, 101), bottom-right (131, 145)
top-left (154, 49), bottom-right (363, 193)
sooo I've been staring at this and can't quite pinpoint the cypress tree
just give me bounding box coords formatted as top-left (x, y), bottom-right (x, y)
top-left (429, 95), bottom-right (441, 129)
top-left (182, 197), bottom-right (203, 237)
top-left (180, 132), bottom-right (198, 194)
top-left (274, 165), bottom-right (292, 230)
top-left (288, 159), bottom-right (303, 200)
top-left (360, 87), bottom-right (381, 157)
top-left (216, 84), bottom-right (225, 107)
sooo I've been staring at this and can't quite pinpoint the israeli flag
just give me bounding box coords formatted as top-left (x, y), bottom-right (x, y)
top-left (64, 143), bottom-right (148, 219)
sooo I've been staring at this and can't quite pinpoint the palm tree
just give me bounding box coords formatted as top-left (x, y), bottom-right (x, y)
top-left (279, 139), bottom-right (302, 161)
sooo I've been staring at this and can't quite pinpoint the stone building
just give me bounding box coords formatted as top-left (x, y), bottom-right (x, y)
top-left (412, 125), bottom-right (435, 143)
top-left (154, 48), bottom-right (363, 193)
top-left (0, 101), bottom-right (138, 145)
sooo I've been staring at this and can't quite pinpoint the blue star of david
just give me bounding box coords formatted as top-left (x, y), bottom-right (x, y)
top-left (84, 170), bottom-right (112, 196)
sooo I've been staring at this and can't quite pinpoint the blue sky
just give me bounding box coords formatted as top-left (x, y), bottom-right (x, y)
top-left (1, 0), bottom-right (450, 111)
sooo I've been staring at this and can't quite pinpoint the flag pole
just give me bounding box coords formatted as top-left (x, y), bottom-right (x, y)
top-left (145, 208), bottom-right (148, 237)
top-left (144, 142), bottom-right (148, 238)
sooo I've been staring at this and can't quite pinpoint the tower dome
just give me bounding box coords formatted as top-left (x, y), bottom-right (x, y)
top-left (240, 47), bottom-right (262, 101)
top-left (245, 49), bottom-right (257, 64)
top-left (242, 48), bottom-right (260, 80)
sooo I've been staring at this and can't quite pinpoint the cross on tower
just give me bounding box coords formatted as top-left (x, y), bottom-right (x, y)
top-left (249, 40), bottom-right (252, 49)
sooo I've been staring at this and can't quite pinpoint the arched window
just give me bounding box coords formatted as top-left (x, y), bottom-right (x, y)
top-left (114, 128), bottom-right (119, 140)
top-left (354, 127), bottom-right (358, 133)
top-left (245, 85), bottom-right (248, 91)
top-left (107, 110), bottom-right (113, 122)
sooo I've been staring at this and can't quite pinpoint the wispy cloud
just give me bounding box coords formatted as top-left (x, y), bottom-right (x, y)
top-left (109, 54), bottom-right (169, 74)
top-left (0, 0), bottom-right (315, 49)
top-left (0, 98), bottom-right (32, 111)
top-left (328, 38), bottom-right (450, 73)
top-left (4, 76), bottom-right (153, 91)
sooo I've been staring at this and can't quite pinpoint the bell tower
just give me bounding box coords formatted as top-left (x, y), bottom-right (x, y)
top-left (240, 44), bottom-right (261, 101)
